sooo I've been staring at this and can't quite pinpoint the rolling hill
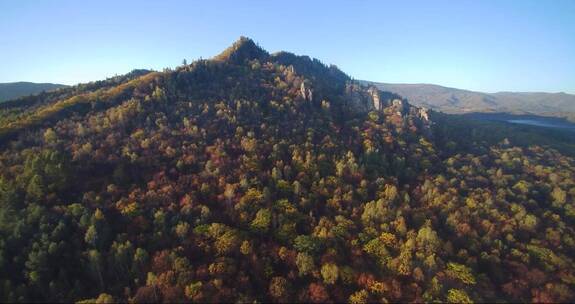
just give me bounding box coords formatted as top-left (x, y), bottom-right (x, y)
top-left (366, 82), bottom-right (575, 122)
top-left (0, 82), bottom-right (67, 102)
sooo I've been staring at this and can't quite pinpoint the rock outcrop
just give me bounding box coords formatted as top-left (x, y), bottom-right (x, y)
top-left (300, 82), bottom-right (313, 101)
top-left (345, 83), bottom-right (382, 112)
top-left (391, 99), bottom-right (408, 115)
top-left (367, 86), bottom-right (382, 110)
top-left (418, 107), bottom-right (430, 122)
top-left (344, 82), bottom-right (432, 132)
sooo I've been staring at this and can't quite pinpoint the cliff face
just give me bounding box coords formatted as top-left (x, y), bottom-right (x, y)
top-left (343, 81), bottom-right (432, 132)
top-left (344, 82), bottom-right (390, 112)
top-left (368, 86), bottom-right (383, 110)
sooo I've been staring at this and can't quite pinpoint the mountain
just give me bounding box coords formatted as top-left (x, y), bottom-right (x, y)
top-left (0, 37), bottom-right (574, 303)
top-left (365, 82), bottom-right (575, 122)
top-left (0, 82), bottom-right (67, 102)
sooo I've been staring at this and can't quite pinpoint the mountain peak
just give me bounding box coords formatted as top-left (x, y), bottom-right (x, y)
top-left (213, 36), bottom-right (269, 63)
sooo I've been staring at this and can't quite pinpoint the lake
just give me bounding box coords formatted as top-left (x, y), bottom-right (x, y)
top-left (465, 113), bottom-right (575, 133)
top-left (507, 119), bottom-right (575, 131)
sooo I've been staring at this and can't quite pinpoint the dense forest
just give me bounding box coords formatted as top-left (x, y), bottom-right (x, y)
top-left (0, 37), bottom-right (574, 303)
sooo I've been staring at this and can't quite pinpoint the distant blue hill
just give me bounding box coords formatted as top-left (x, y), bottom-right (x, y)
top-left (0, 82), bottom-right (68, 102)
top-left (364, 81), bottom-right (575, 122)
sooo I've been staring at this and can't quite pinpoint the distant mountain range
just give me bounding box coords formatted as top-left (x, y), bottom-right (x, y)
top-left (364, 82), bottom-right (575, 122)
top-left (0, 82), bottom-right (67, 102)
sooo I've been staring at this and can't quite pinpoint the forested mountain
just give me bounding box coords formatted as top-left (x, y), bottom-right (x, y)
top-left (0, 37), bottom-right (574, 303)
top-left (366, 82), bottom-right (575, 122)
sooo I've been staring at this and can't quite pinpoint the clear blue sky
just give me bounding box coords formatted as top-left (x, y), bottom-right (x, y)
top-left (1, 0), bottom-right (574, 93)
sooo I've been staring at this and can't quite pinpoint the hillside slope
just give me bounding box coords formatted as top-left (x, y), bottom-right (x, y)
top-left (0, 38), bottom-right (574, 303)
top-left (367, 82), bottom-right (575, 121)
top-left (0, 82), bottom-right (67, 102)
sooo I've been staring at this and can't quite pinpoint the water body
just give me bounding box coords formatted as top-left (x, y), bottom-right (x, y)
top-left (507, 119), bottom-right (575, 131)
top-left (466, 113), bottom-right (575, 133)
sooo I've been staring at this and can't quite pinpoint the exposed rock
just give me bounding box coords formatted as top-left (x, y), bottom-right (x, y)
top-left (391, 99), bottom-right (408, 116)
top-left (406, 105), bottom-right (433, 134)
top-left (300, 82), bottom-right (313, 101)
top-left (343, 82), bottom-right (432, 134)
top-left (418, 107), bottom-right (430, 122)
top-left (367, 86), bottom-right (381, 110)
top-left (392, 99), bottom-right (403, 107)
top-left (345, 82), bottom-right (373, 112)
